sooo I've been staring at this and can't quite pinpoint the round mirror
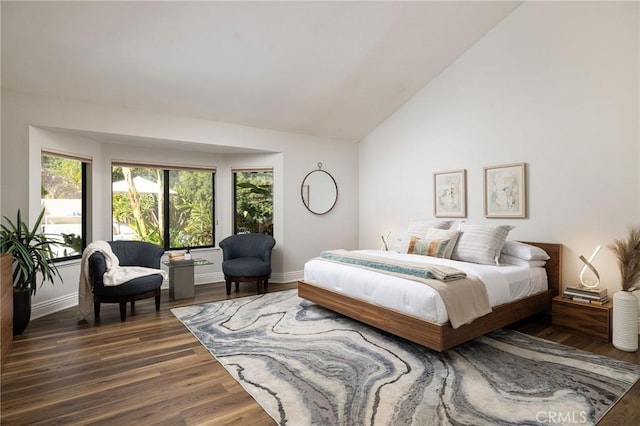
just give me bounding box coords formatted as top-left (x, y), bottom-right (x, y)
top-left (301, 167), bottom-right (338, 215)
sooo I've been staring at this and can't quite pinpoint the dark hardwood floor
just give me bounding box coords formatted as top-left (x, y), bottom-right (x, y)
top-left (1, 282), bottom-right (638, 425)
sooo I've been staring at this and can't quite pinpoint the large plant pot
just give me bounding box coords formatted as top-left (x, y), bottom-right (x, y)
top-left (13, 288), bottom-right (31, 336)
top-left (612, 291), bottom-right (638, 352)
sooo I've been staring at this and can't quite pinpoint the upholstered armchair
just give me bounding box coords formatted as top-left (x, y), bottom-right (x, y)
top-left (88, 241), bottom-right (165, 321)
top-left (219, 233), bottom-right (276, 295)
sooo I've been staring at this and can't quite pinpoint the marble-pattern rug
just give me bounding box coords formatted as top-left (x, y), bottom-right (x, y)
top-left (172, 290), bottom-right (640, 426)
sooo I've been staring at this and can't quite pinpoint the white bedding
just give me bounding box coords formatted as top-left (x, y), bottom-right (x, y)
top-left (303, 249), bottom-right (548, 324)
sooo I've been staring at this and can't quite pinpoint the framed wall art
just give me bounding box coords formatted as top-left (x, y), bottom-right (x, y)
top-left (484, 162), bottom-right (526, 218)
top-left (433, 169), bottom-right (466, 218)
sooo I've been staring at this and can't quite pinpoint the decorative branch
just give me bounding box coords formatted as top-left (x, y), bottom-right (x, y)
top-left (608, 226), bottom-right (640, 292)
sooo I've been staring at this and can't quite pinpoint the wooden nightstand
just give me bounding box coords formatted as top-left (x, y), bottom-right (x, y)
top-left (552, 295), bottom-right (612, 342)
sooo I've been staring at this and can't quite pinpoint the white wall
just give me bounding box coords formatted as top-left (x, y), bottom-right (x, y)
top-left (359, 1), bottom-right (639, 295)
top-left (1, 89), bottom-right (358, 318)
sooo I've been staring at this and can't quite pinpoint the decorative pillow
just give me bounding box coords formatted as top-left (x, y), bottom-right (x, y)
top-left (501, 240), bottom-right (550, 261)
top-left (499, 254), bottom-right (547, 268)
top-left (407, 236), bottom-right (450, 258)
top-left (451, 223), bottom-right (514, 265)
top-left (424, 227), bottom-right (461, 259)
top-left (392, 219), bottom-right (453, 252)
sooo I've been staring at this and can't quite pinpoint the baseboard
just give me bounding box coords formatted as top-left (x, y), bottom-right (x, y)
top-left (32, 293), bottom-right (79, 320)
top-left (197, 272), bottom-right (225, 285)
top-left (187, 270), bottom-right (303, 286)
top-left (271, 270), bottom-right (303, 283)
top-left (33, 270), bottom-right (304, 319)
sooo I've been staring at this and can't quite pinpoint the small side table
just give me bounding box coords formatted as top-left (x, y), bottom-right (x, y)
top-left (163, 258), bottom-right (213, 300)
top-left (552, 295), bottom-right (613, 342)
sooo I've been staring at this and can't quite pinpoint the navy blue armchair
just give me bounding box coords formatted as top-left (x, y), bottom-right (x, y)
top-left (219, 233), bottom-right (276, 295)
top-left (89, 241), bottom-right (165, 321)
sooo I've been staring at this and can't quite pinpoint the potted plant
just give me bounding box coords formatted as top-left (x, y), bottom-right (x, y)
top-left (0, 209), bottom-right (62, 335)
top-left (609, 226), bottom-right (640, 352)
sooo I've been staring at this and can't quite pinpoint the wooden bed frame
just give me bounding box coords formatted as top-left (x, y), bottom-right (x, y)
top-left (298, 242), bottom-right (562, 352)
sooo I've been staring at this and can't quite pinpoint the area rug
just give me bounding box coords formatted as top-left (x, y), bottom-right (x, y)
top-left (172, 290), bottom-right (640, 425)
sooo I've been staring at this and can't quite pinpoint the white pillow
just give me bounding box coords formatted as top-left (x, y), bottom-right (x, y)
top-left (501, 240), bottom-right (550, 261)
top-left (424, 228), bottom-right (461, 259)
top-left (451, 223), bottom-right (514, 265)
top-left (392, 219), bottom-right (453, 252)
top-left (499, 254), bottom-right (547, 268)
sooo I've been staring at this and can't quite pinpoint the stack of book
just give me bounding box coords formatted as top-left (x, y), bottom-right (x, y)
top-left (167, 251), bottom-right (186, 262)
top-left (562, 285), bottom-right (609, 305)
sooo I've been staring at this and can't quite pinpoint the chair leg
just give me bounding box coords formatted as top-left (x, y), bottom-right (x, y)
top-left (131, 300), bottom-right (136, 312)
top-left (119, 302), bottom-right (127, 322)
top-left (94, 301), bottom-right (101, 320)
top-left (257, 280), bottom-right (264, 294)
top-left (235, 282), bottom-right (239, 292)
top-left (264, 279), bottom-right (269, 292)
top-left (225, 279), bottom-right (232, 296)
top-left (155, 291), bottom-right (161, 311)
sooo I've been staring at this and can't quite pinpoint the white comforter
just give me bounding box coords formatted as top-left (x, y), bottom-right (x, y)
top-left (303, 250), bottom-right (547, 324)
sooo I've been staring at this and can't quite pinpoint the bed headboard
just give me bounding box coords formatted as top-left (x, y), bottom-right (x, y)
top-left (520, 241), bottom-right (562, 296)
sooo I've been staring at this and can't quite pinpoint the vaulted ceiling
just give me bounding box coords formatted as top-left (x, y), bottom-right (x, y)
top-left (1, 1), bottom-right (520, 142)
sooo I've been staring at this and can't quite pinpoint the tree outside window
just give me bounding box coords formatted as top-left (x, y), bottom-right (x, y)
top-left (233, 170), bottom-right (273, 235)
top-left (169, 169), bottom-right (214, 248)
top-left (112, 166), bottom-right (214, 249)
top-left (41, 153), bottom-right (86, 260)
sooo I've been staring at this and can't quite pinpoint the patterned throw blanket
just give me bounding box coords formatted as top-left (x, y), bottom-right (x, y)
top-left (319, 250), bottom-right (492, 329)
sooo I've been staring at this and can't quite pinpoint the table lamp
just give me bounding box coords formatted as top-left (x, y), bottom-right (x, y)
top-left (579, 245), bottom-right (601, 288)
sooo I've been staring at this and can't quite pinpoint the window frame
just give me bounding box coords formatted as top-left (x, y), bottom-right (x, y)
top-left (40, 152), bottom-right (89, 263)
top-left (111, 163), bottom-right (216, 251)
top-left (232, 168), bottom-right (274, 236)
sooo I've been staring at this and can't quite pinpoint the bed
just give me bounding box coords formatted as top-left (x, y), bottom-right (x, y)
top-left (298, 241), bottom-right (562, 352)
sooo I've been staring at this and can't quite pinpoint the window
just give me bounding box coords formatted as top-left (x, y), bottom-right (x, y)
top-left (41, 152), bottom-right (88, 261)
top-left (233, 169), bottom-right (273, 235)
top-left (168, 169), bottom-right (214, 248)
top-left (112, 165), bottom-right (214, 250)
